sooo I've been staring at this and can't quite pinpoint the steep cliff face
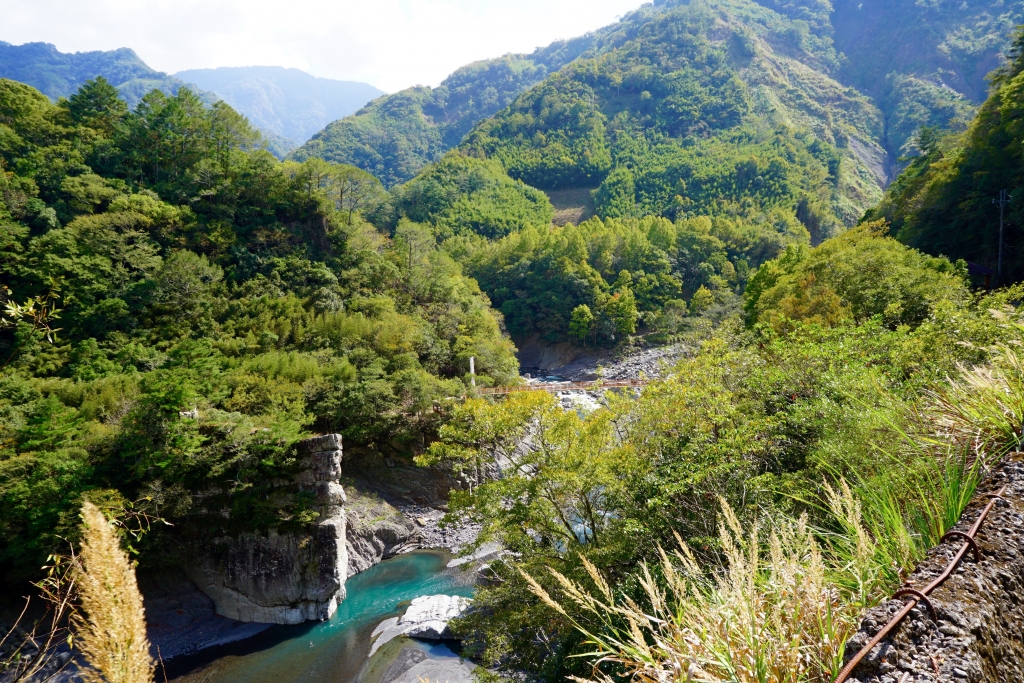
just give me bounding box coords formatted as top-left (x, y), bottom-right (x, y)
top-left (176, 436), bottom-right (478, 626)
top-left (345, 486), bottom-right (420, 576)
top-left (184, 434), bottom-right (349, 625)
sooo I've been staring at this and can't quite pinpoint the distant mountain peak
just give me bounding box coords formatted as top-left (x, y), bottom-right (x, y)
top-left (174, 66), bottom-right (384, 145)
top-left (0, 41), bottom-right (383, 157)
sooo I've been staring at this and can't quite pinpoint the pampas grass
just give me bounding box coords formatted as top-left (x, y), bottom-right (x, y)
top-left (926, 343), bottom-right (1024, 457)
top-left (74, 502), bottom-right (154, 683)
top-left (523, 498), bottom-right (873, 683)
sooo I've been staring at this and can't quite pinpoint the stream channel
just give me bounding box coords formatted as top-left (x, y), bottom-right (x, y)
top-left (166, 550), bottom-right (477, 683)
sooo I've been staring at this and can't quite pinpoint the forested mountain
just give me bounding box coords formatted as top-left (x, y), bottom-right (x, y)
top-left (364, 0), bottom-right (887, 346)
top-left (0, 40), bottom-right (204, 109)
top-left (296, 0), bottom-right (1022, 189)
top-left (306, 0), bottom-right (1022, 348)
top-left (290, 44), bottom-right (598, 187)
top-left (460, 0), bottom-right (885, 228)
top-left (0, 77), bottom-right (516, 582)
top-left (173, 66), bottom-right (384, 152)
top-left (767, 0), bottom-right (1020, 171)
top-left (865, 31), bottom-right (1024, 283)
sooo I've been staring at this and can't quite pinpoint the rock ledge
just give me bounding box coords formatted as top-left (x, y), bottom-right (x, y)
top-left (370, 594), bottom-right (472, 656)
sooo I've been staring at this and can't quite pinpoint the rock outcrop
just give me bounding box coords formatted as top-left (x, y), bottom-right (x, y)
top-left (377, 646), bottom-right (477, 683)
top-left (378, 645), bottom-right (477, 683)
top-left (369, 594), bottom-right (472, 656)
top-left (515, 333), bottom-right (594, 377)
top-left (345, 485), bottom-right (420, 576)
top-left (342, 446), bottom-right (483, 555)
top-left (398, 594), bottom-right (472, 640)
top-left (184, 434), bottom-right (349, 625)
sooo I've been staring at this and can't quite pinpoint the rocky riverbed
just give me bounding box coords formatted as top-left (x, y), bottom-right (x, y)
top-left (515, 329), bottom-right (692, 381)
top-left (544, 341), bottom-right (690, 382)
top-left (387, 500), bottom-right (482, 554)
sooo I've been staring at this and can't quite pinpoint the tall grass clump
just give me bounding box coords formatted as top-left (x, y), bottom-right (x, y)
top-left (524, 496), bottom-right (881, 683)
top-left (824, 444), bottom-right (984, 593)
top-left (849, 341), bottom-right (1024, 573)
top-left (73, 502), bottom-right (154, 683)
top-left (927, 343), bottom-right (1024, 457)
top-left (817, 341), bottom-right (1015, 592)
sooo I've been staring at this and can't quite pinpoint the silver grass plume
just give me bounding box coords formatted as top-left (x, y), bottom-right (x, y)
top-left (74, 502), bottom-right (155, 683)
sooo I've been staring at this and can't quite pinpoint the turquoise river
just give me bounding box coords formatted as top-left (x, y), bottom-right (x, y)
top-left (167, 551), bottom-right (476, 683)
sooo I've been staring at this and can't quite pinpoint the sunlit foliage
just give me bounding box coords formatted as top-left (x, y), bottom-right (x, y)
top-left (0, 77), bottom-right (518, 582)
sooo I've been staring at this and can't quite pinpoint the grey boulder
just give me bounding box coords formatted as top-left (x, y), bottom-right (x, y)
top-left (398, 594), bottom-right (472, 640)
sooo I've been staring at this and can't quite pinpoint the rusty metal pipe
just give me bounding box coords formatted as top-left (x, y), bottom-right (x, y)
top-left (832, 484), bottom-right (1007, 683)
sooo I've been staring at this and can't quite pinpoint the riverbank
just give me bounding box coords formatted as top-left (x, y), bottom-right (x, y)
top-left (143, 570), bottom-right (274, 662)
top-left (365, 638), bottom-right (475, 683)
top-left (166, 550), bottom-right (477, 683)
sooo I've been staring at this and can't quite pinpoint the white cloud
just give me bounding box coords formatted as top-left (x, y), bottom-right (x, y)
top-left (1, 0), bottom-right (645, 92)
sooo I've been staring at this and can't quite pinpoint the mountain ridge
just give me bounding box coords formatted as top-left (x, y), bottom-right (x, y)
top-left (173, 66), bottom-right (384, 151)
top-left (0, 40), bottom-right (203, 108)
top-left (289, 29), bottom-right (608, 186)
top-left (293, 0), bottom-right (1022, 188)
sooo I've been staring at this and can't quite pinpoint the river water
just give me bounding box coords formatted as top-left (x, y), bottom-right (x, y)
top-left (167, 551), bottom-right (476, 683)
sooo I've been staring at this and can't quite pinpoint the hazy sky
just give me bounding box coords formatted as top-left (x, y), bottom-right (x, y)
top-left (2, 0), bottom-right (645, 92)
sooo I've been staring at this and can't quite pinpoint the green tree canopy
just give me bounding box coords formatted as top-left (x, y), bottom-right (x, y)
top-left (745, 221), bottom-right (969, 331)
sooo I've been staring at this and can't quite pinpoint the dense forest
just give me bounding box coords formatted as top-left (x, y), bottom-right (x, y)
top-left (416, 26), bottom-right (1024, 683)
top-left (456, 0), bottom-right (869, 254)
top-left (0, 76), bottom-right (517, 582)
top-left (4, 2), bottom-right (1024, 683)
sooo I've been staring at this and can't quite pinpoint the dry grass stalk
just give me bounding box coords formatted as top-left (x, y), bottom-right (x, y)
top-left (73, 502), bottom-right (154, 683)
top-left (524, 496), bottom-right (876, 683)
top-left (0, 555), bottom-right (79, 683)
top-left (926, 344), bottom-right (1024, 458)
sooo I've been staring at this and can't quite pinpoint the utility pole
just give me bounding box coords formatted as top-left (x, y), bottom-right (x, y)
top-left (994, 190), bottom-right (1012, 281)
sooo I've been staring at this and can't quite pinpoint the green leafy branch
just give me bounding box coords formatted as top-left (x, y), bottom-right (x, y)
top-left (0, 279), bottom-right (65, 370)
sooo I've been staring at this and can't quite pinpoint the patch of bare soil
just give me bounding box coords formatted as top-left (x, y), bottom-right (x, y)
top-left (846, 452), bottom-right (1024, 682)
top-left (545, 187), bottom-right (597, 226)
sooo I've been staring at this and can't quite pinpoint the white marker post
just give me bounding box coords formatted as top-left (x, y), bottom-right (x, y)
top-left (470, 356), bottom-right (476, 387)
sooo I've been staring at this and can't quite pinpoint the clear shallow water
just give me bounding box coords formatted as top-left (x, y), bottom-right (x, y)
top-left (168, 551), bottom-right (475, 683)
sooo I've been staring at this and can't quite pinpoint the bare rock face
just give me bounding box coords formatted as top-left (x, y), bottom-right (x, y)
top-left (369, 594), bottom-right (473, 656)
top-left (184, 434), bottom-right (349, 625)
top-left (345, 487), bottom-right (420, 576)
top-left (398, 594), bottom-right (472, 640)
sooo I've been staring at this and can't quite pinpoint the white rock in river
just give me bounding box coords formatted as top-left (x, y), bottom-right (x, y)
top-left (398, 595), bottom-right (471, 640)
